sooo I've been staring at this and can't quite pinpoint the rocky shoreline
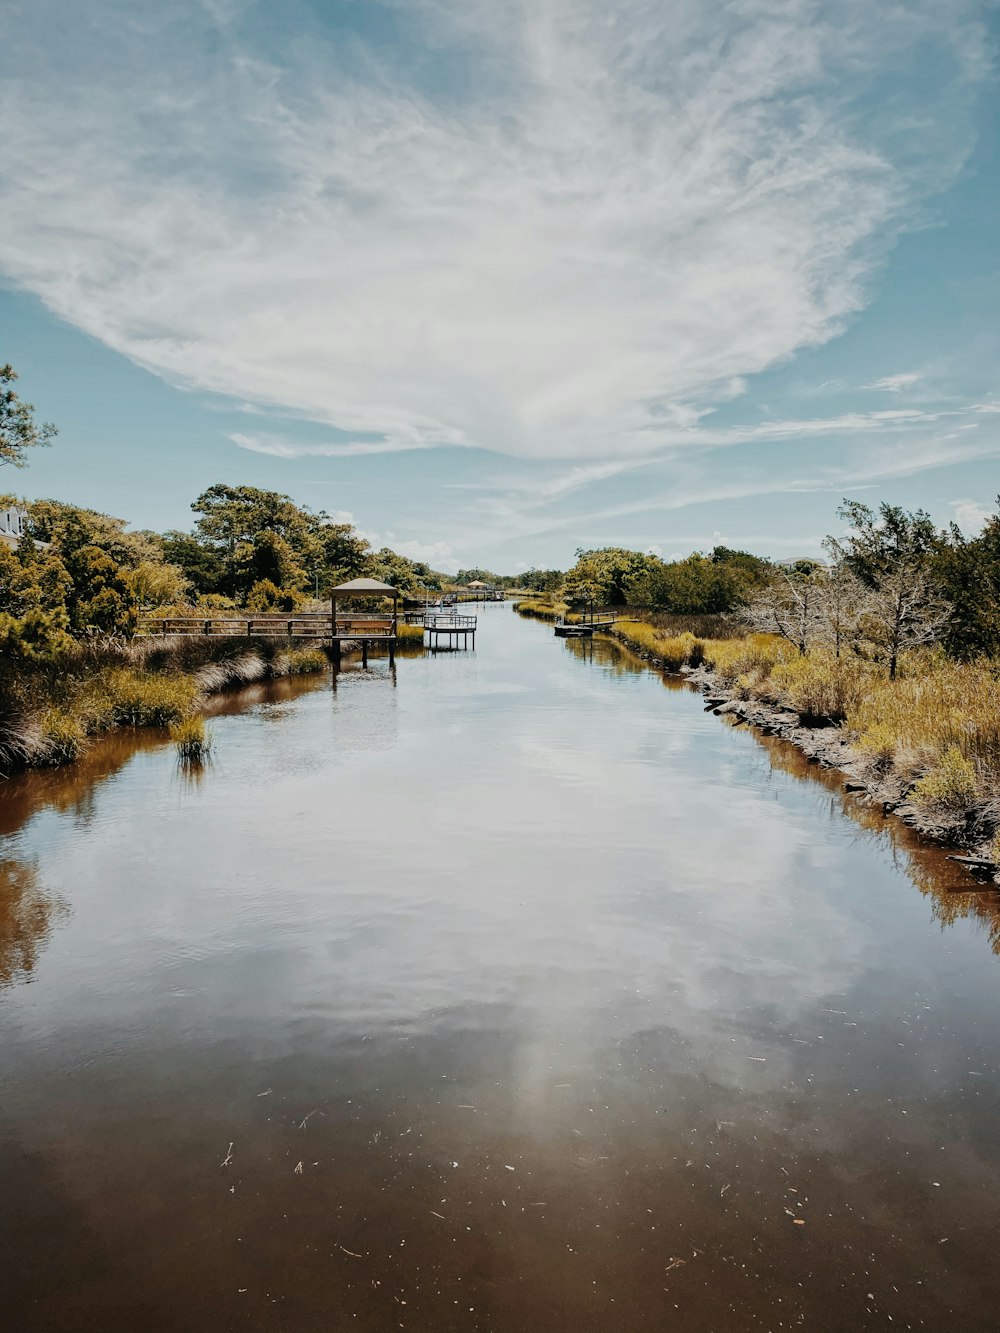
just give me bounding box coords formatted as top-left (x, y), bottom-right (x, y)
top-left (607, 627), bottom-right (1000, 889)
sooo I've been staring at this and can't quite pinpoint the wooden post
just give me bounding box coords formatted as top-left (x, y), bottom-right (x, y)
top-left (362, 639), bottom-right (368, 668)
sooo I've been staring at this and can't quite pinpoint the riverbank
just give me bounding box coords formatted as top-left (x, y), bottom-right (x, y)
top-left (598, 620), bottom-right (1000, 882)
top-left (0, 637), bottom-right (331, 773)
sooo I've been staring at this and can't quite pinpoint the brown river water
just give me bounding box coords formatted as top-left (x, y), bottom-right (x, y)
top-left (2, 604), bottom-right (1000, 1331)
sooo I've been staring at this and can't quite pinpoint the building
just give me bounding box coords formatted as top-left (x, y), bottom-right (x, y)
top-left (0, 506), bottom-right (28, 551)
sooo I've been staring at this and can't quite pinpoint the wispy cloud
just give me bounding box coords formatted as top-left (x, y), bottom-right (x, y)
top-left (865, 372), bottom-right (922, 392)
top-left (0, 0), bottom-right (989, 461)
top-left (230, 431), bottom-right (438, 459)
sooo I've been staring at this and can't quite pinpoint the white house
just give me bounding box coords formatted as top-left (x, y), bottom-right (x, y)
top-left (0, 506), bottom-right (28, 550)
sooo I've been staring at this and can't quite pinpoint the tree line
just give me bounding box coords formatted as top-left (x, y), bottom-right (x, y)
top-left (553, 501), bottom-right (1000, 672)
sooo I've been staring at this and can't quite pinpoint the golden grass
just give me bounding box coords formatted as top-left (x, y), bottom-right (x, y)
top-left (169, 715), bottom-right (213, 762)
top-left (848, 659), bottom-right (1000, 791)
top-left (514, 598), bottom-right (569, 622)
top-left (397, 622), bottom-right (425, 642)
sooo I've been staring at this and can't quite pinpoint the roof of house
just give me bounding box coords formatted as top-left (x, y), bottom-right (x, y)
top-left (330, 577), bottom-right (399, 596)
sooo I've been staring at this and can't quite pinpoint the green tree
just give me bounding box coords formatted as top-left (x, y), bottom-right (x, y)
top-left (161, 532), bottom-right (227, 597)
top-left (933, 498), bottom-right (1000, 659)
top-left (563, 548), bottom-right (653, 607)
top-left (635, 553), bottom-right (742, 614)
top-left (0, 365), bottom-right (57, 467)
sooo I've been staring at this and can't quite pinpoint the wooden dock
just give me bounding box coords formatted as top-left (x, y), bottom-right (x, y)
top-left (140, 612), bottom-right (399, 664)
top-left (554, 613), bottom-right (624, 638)
top-left (424, 612), bottom-right (477, 650)
top-left (139, 606), bottom-right (478, 658)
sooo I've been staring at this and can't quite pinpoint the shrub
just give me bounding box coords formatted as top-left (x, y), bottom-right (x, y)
top-left (912, 747), bottom-right (979, 818)
top-left (169, 715), bottom-right (212, 762)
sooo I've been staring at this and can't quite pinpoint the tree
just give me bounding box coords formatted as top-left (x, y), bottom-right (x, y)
top-left (635, 553), bottom-right (742, 614)
top-left (161, 532), bottom-right (227, 597)
top-left (813, 560), bottom-right (869, 658)
top-left (367, 548), bottom-right (438, 595)
top-left (933, 498), bottom-right (1000, 659)
top-left (0, 365), bottom-right (57, 467)
top-left (829, 500), bottom-right (952, 678)
top-left (315, 520), bottom-right (370, 589)
top-left (744, 569), bottom-right (824, 655)
top-left (563, 548), bottom-right (652, 607)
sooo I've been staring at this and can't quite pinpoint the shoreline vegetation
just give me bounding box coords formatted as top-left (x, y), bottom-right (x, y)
top-left (3, 372), bottom-right (999, 874)
top-left (515, 596), bottom-right (1000, 881)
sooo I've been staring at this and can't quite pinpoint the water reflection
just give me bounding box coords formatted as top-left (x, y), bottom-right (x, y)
top-left (585, 628), bottom-right (1000, 942)
top-left (0, 859), bottom-right (68, 988)
top-left (2, 607), bottom-right (1000, 1329)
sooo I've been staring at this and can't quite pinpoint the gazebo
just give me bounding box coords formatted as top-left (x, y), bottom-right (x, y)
top-left (329, 577), bottom-right (399, 664)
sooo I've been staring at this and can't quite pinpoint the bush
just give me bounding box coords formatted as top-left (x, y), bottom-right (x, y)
top-left (912, 747), bottom-right (979, 818)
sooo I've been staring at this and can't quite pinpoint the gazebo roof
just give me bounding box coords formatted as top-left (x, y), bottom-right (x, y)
top-left (330, 577), bottom-right (399, 596)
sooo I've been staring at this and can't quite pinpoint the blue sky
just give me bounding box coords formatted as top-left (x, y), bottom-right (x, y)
top-left (1, 0), bottom-right (998, 573)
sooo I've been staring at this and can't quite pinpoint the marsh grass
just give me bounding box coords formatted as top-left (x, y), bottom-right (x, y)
top-left (169, 715), bottom-right (213, 762)
top-left (514, 598), bottom-right (569, 622)
top-left (1, 633), bottom-right (332, 773)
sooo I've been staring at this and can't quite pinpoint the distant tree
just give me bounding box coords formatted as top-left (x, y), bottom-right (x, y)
top-left (563, 548), bottom-right (652, 607)
top-left (0, 365), bottom-right (57, 467)
top-left (366, 547), bottom-right (438, 595)
top-left (517, 568), bottom-right (564, 593)
top-left (635, 553), bottom-right (741, 614)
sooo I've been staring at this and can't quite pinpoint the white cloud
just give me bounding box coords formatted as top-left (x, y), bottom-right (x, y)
top-left (230, 432), bottom-right (436, 459)
top-left (0, 1), bottom-right (988, 462)
top-left (390, 539), bottom-right (459, 572)
top-left (949, 498), bottom-right (994, 533)
top-left (865, 372), bottom-right (922, 392)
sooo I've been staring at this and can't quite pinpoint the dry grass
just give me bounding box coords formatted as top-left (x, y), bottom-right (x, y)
top-left (848, 659), bottom-right (1000, 794)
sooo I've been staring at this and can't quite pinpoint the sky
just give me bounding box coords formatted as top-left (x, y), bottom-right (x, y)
top-left (1, 0), bottom-right (998, 574)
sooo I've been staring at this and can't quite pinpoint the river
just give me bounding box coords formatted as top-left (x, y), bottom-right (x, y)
top-left (2, 605), bottom-right (1000, 1330)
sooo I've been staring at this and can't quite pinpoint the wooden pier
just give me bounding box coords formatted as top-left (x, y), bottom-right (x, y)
top-left (554, 611), bottom-right (626, 638)
top-left (424, 611), bottom-right (477, 650)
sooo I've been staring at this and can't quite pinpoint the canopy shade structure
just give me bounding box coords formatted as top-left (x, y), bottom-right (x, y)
top-left (330, 578), bottom-right (399, 597)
